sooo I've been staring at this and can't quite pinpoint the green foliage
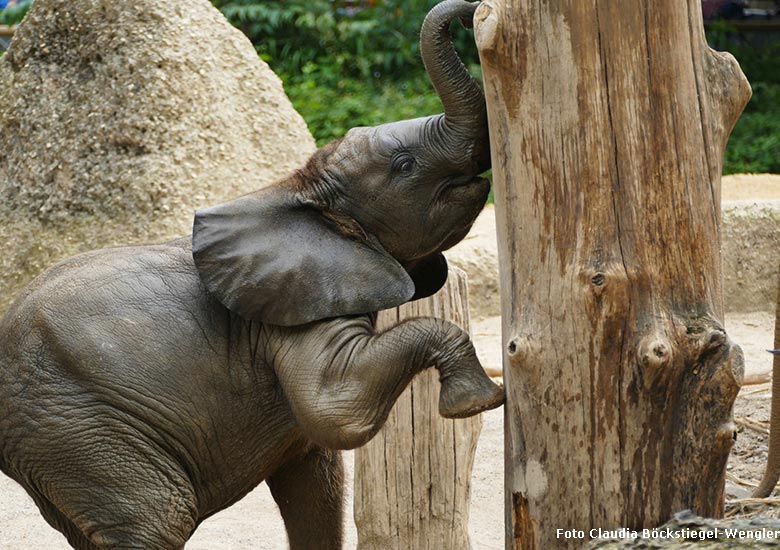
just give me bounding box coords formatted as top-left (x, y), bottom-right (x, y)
top-left (285, 60), bottom-right (482, 146)
top-left (0, 0), bottom-right (32, 25)
top-left (706, 21), bottom-right (780, 84)
top-left (706, 24), bottom-right (780, 174)
top-left (211, 1), bottom-right (479, 143)
top-left (212, 0), bottom-right (478, 81)
top-left (286, 70), bottom-right (444, 145)
top-left (724, 82), bottom-right (780, 174)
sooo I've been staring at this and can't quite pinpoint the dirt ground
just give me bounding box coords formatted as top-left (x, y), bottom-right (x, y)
top-left (722, 173), bottom-right (780, 201)
top-left (0, 312), bottom-right (776, 550)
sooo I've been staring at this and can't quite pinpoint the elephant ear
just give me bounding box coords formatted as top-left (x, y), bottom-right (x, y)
top-left (192, 186), bottom-right (415, 326)
top-left (406, 253), bottom-right (449, 301)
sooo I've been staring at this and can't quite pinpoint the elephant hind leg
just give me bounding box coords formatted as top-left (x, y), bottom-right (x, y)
top-left (50, 470), bottom-right (197, 550)
top-left (29, 492), bottom-right (100, 550)
top-left (267, 445), bottom-right (344, 550)
top-left (25, 432), bottom-right (198, 550)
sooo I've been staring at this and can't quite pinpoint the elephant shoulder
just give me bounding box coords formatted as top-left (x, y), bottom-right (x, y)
top-left (1, 237), bottom-right (211, 344)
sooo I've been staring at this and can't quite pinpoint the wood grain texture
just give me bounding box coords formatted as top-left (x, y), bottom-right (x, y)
top-left (752, 266), bottom-right (780, 497)
top-left (474, 1), bottom-right (751, 547)
top-left (354, 268), bottom-right (482, 550)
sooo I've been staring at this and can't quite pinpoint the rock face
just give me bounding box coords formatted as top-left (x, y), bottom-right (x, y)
top-left (722, 174), bottom-right (780, 312)
top-left (0, 0), bottom-right (316, 313)
top-left (723, 202), bottom-right (780, 312)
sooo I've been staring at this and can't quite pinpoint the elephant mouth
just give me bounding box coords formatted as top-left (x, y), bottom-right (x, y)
top-left (449, 174), bottom-right (486, 188)
top-left (432, 175), bottom-right (490, 251)
top-left (437, 175), bottom-right (489, 199)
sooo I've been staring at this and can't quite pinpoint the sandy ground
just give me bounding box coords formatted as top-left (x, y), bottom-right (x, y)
top-left (0, 311), bottom-right (775, 550)
top-left (722, 173), bottom-right (780, 201)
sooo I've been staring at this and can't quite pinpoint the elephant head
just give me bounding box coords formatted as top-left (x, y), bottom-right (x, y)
top-left (192, 0), bottom-right (490, 326)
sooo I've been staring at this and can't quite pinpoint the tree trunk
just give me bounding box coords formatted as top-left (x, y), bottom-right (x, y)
top-left (354, 267), bottom-right (481, 550)
top-left (753, 263), bottom-right (780, 497)
top-left (473, 1), bottom-right (751, 547)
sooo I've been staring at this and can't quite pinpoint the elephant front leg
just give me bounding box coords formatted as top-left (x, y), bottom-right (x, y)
top-left (266, 315), bottom-right (504, 450)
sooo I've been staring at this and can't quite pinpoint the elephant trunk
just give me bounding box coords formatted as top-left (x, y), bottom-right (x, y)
top-left (753, 263), bottom-right (780, 498)
top-left (420, 0), bottom-right (490, 174)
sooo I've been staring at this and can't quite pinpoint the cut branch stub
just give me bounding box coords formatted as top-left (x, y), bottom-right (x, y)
top-left (475, 0), bottom-right (751, 547)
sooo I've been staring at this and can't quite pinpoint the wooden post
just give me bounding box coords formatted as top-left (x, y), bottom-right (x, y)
top-left (474, 1), bottom-right (751, 547)
top-left (753, 264), bottom-right (780, 497)
top-left (354, 267), bottom-right (481, 550)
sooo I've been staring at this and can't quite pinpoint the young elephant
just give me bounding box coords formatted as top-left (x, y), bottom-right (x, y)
top-left (0, 1), bottom-right (502, 549)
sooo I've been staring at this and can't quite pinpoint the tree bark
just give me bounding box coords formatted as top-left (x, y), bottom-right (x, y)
top-left (753, 264), bottom-right (780, 497)
top-left (473, 1), bottom-right (751, 547)
top-left (354, 267), bottom-right (482, 550)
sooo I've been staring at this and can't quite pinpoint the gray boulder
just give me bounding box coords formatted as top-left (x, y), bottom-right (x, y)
top-left (0, 0), bottom-right (316, 313)
top-left (722, 201), bottom-right (780, 313)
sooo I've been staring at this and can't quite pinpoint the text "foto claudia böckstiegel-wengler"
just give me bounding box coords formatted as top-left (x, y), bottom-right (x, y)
top-left (557, 527), bottom-right (780, 541)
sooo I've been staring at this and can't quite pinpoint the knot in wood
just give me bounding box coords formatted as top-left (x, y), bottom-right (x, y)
top-left (701, 328), bottom-right (728, 353)
top-left (638, 339), bottom-right (671, 367)
top-left (591, 272), bottom-right (606, 286)
top-left (506, 335), bottom-right (536, 369)
top-left (683, 320), bottom-right (730, 364)
top-left (689, 326), bottom-right (731, 369)
top-left (579, 265), bottom-right (628, 303)
top-left (715, 422), bottom-right (739, 455)
top-left (638, 335), bottom-right (673, 389)
top-left (474, 1), bottom-right (499, 55)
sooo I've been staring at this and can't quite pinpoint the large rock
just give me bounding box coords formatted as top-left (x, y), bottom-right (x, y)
top-left (448, 175), bottom-right (780, 319)
top-left (0, 0), bottom-right (316, 313)
top-left (722, 174), bottom-right (780, 313)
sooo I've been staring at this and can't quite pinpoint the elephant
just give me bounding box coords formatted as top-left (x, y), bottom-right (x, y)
top-left (0, 1), bottom-right (503, 549)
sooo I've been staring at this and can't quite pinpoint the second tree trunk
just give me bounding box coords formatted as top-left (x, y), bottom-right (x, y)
top-left (474, 0), bottom-right (751, 547)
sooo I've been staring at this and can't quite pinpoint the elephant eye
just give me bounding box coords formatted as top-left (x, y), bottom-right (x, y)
top-left (392, 154), bottom-right (416, 176)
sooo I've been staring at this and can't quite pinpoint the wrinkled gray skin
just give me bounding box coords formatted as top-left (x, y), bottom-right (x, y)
top-left (0, 2), bottom-right (502, 549)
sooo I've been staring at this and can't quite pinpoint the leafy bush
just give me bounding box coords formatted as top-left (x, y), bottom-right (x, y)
top-left (706, 21), bottom-right (780, 84)
top-left (212, 1), bottom-right (477, 81)
top-left (0, 0), bottom-right (31, 25)
top-left (725, 111), bottom-right (780, 173)
top-left (707, 23), bottom-right (780, 173)
top-left (212, 1), bottom-right (479, 144)
top-left (724, 82), bottom-right (780, 174)
top-left (286, 70), bottom-right (443, 145)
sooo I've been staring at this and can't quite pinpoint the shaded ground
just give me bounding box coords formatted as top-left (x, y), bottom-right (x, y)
top-left (0, 312), bottom-right (775, 550)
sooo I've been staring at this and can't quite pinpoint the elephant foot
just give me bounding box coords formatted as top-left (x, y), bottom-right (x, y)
top-left (438, 368), bottom-right (505, 418)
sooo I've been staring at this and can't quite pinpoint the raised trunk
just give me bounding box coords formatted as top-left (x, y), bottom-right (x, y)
top-left (753, 263), bottom-right (780, 497)
top-left (474, 0), bottom-right (750, 546)
top-left (420, 0), bottom-right (490, 172)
